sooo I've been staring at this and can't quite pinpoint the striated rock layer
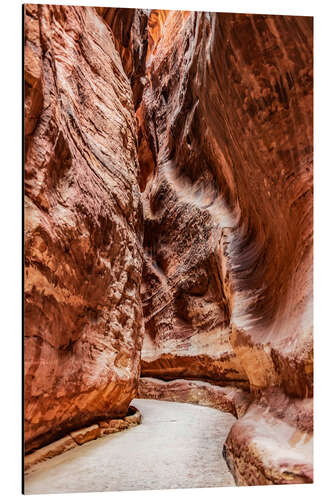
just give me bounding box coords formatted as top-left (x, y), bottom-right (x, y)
top-left (96, 7), bottom-right (149, 110)
top-left (133, 10), bottom-right (313, 485)
top-left (138, 9), bottom-right (313, 398)
top-left (139, 377), bottom-right (252, 418)
top-left (223, 389), bottom-right (313, 485)
top-left (24, 5), bottom-right (313, 487)
top-left (24, 4), bottom-right (144, 453)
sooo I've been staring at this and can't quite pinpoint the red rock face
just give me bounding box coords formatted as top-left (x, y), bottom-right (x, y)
top-left (96, 7), bottom-right (149, 110)
top-left (24, 5), bottom-right (313, 487)
top-left (223, 389), bottom-right (313, 485)
top-left (134, 10), bottom-right (313, 485)
top-left (24, 4), bottom-right (144, 453)
top-left (137, 11), bottom-right (313, 399)
top-left (139, 377), bottom-right (252, 418)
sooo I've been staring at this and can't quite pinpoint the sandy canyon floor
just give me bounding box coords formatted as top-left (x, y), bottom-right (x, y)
top-left (25, 399), bottom-right (236, 494)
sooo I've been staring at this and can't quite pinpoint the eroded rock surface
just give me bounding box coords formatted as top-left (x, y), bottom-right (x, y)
top-left (24, 435), bottom-right (77, 474)
top-left (24, 5), bottom-right (313, 488)
top-left (139, 377), bottom-right (252, 418)
top-left (96, 7), bottom-right (149, 110)
top-left (24, 4), bottom-right (144, 453)
top-left (138, 9), bottom-right (313, 398)
top-left (223, 389), bottom-right (313, 485)
top-left (135, 10), bottom-right (313, 485)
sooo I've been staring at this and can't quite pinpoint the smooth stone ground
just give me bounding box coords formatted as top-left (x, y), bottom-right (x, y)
top-left (25, 399), bottom-right (236, 494)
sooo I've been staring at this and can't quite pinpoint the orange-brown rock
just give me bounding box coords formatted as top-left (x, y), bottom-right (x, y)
top-left (70, 425), bottom-right (100, 445)
top-left (223, 389), bottom-right (313, 485)
top-left (96, 7), bottom-right (149, 110)
top-left (24, 4), bottom-right (144, 453)
top-left (139, 9), bottom-right (313, 399)
top-left (24, 5), bottom-right (313, 488)
top-left (25, 406), bottom-right (142, 475)
top-left (99, 419), bottom-right (128, 436)
top-left (139, 377), bottom-right (252, 418)
top-left (24, 435), bottom-right (77, 474)
top-left (124, 405), bottom-right (142, 426)
top-left (136, 10), bottom-right (312, 486)
top-left (99, 406), bottom-right (141, 436)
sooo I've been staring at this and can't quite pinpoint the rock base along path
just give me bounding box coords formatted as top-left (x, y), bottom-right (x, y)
top-left (25, 399), bottom-right (236, 494)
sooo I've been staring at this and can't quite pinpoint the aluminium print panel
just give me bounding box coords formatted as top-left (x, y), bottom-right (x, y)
top-left (23, 3), bottom-right (313, 494)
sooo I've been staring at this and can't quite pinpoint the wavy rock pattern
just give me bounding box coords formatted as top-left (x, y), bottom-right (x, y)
top-left (24, 4), bottom-right (143, 453)
top-left (133, 10), bottom-right (313, 485)
top-left (24, 5), bottom-right (313, 487)
top-left (139, 377), bottom-right (252, 418)
top-left (223, 389), bottom-right (313, 485)
top-left (96, 7), bottom-right (149, 110)
top-left (138, 10), bottom-right (313, 399)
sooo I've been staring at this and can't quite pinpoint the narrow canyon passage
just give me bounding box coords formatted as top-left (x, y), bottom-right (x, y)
top-left (25, 399), bottom-right (236, 494)
top-left (23, 6), bottom-right (313, 488)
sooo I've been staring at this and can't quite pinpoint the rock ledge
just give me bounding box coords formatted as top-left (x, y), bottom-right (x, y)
top-left (24, 406), bottom-right (141, 474)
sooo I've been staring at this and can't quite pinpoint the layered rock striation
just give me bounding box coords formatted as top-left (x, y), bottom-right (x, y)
top-left (137, 9), bottom-right (313, 399)
top-left (139, 377), bottom-right (252, 418)
top-left (134, 10), bottom-right (313, 485)
top-left (24, 4), bottom-right (144, 453)
top-left (223, 389), bottom-right (313, 485)
top-left (24, 5), bottom-right (313, 487)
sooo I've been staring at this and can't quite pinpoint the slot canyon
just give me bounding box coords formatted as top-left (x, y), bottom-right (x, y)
top-left (24, 4), bottom-right (313, 491)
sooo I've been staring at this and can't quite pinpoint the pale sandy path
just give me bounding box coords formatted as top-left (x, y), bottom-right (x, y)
top-left (25, 398), bottom-right (236, 494)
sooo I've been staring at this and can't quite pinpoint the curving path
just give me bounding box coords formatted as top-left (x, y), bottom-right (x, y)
top-left (25, 399), bottom-right (236, 494)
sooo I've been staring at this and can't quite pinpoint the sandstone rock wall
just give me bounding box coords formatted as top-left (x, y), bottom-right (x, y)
top-left (139, 377), bottom-right (252, 418)
top-left (137, 10), bottom-right (313, 399)
top-left (24, 5), bottom-right (313, 487)
top-left (96, 7), bottom-right (149, 110)
top-left (223, 389), bottom-right (313, 485)
top-left (134, 10), bottom-right (313, 486)
top-left (24, 4), bottom-right (144, 453)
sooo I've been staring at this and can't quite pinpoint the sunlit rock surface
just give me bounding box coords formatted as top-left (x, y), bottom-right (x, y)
top-left (24, 4), bottom-right (144, 453)
top-left (139, 377), bottom-right (252, 418)
top-left (223, 389), bottom-right (313, 485)
top-left (24, 5), bottom-right (313, 487)
top-left (135, 10), bottom-right (313, 485)
top-left (138, 9), bottom-right (313, 398)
